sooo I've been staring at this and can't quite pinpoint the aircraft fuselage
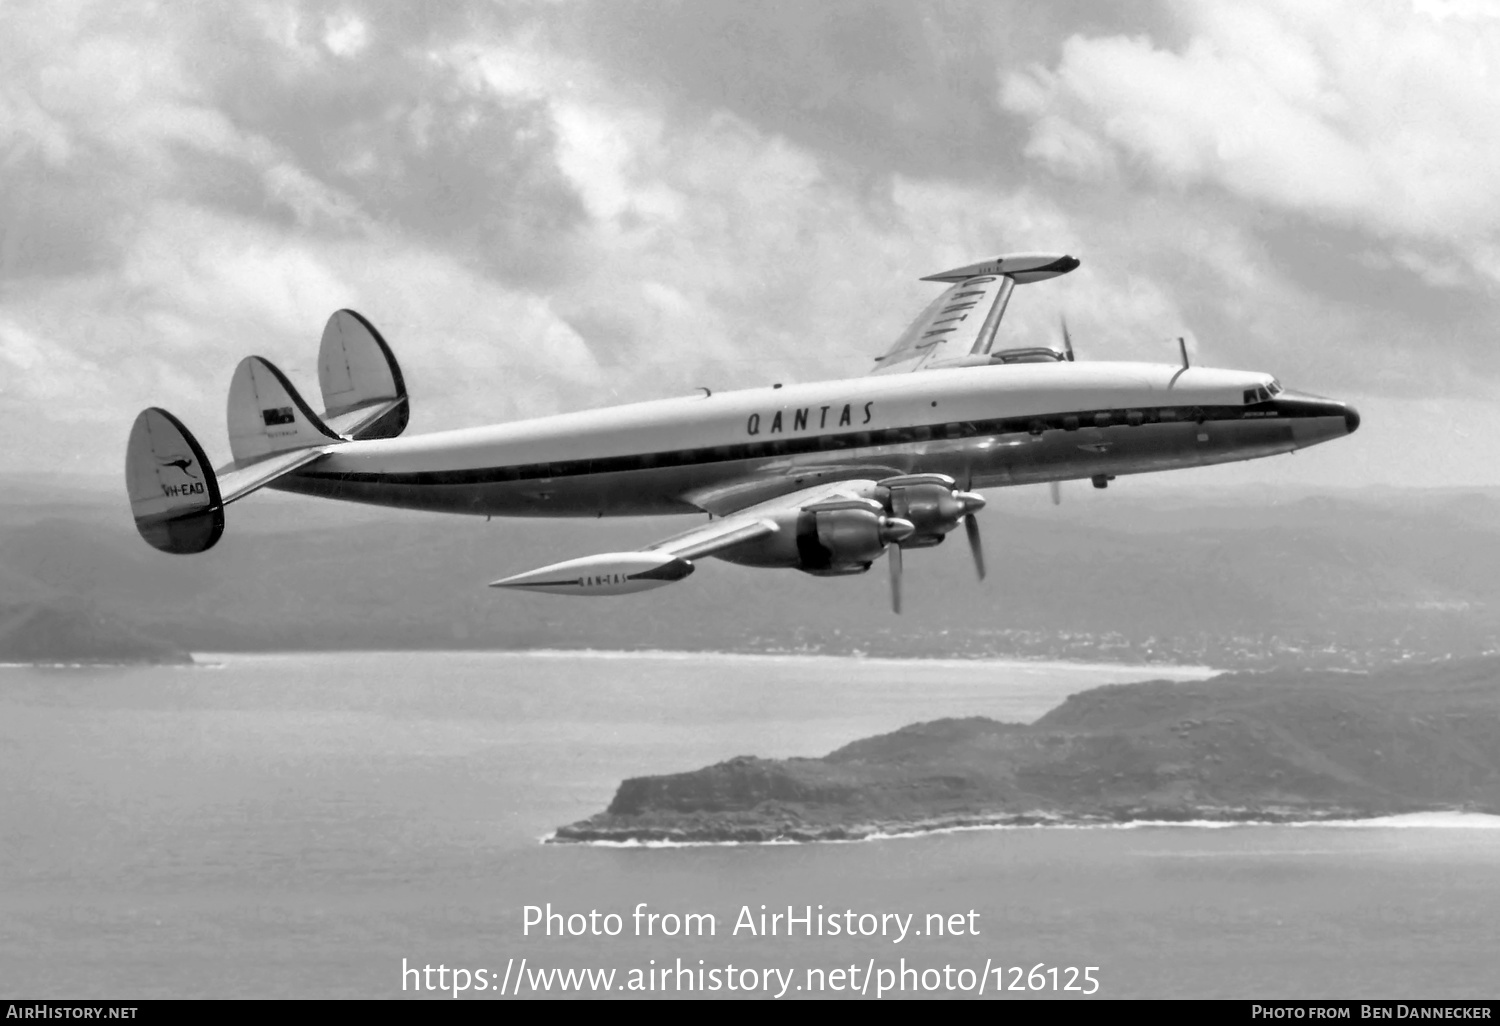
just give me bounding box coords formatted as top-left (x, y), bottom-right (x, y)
top-left (271, 360), bottom-right (1358, 518)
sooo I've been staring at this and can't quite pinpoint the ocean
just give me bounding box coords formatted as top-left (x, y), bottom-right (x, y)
top-left (2, 651), bottom-right (1497, 1000)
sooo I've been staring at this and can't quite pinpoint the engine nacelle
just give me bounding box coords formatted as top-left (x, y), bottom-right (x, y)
top-left (715, 498), bottom-right (913, 574)
top-left (875, 474), bottom-right (986, 546)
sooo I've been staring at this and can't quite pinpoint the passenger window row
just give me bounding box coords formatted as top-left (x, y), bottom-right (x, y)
top-left (359, 403), bottom-right (1277, 486)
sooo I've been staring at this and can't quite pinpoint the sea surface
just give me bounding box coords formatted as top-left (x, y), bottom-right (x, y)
top-left (3, 651), bottom-right (1498, 1000)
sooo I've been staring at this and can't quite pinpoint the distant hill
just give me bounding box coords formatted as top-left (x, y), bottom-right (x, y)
top-left (553, 655), bottom-right (1500, 843)
top-left (0, 601), bottom-right (191, 665)
top-left (0, 481), bottom-right (1496, 666)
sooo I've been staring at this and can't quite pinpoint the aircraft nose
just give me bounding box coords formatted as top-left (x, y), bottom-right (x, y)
top-left (1344, 405), bottom-right (1360, 435)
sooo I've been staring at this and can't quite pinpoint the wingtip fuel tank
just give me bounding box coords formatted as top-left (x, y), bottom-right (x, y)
top-left (489, 552), bottom-right (695, 595)
top-left (921, 252), bottom-right (1080, 284)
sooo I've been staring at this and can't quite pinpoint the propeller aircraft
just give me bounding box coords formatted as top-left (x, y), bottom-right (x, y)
top-left (125, 253), bottom-right (1359, 612)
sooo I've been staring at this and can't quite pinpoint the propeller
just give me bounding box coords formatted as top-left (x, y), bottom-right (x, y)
top-left (1053, 318), bottom-right (1072, 508)
top-left (964, 512), bottom-right (985, 581)
top-left (882, 516), bottom-right (914, 614)
top-left (888, 538), bottom-right (903, 614)
top-left (875, 475), bottom-right (990, 613)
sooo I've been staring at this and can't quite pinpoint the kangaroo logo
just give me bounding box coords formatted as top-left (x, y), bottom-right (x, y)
top-left (159, 457), bottom-right (198, 479)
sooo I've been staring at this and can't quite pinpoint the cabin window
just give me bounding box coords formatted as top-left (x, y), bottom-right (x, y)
top-left (1062, 415), bottom-right (1079, 431)
top-left (1127, 410), bottom-right (1144, 426)
top-left (1094, 412), bottom-right (1112, 428)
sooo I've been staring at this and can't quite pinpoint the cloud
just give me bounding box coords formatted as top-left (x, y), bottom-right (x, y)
top-left (1, 0), bottom-right (1497, 491)
top-left (1001, 1), bottom-right (1500, 281)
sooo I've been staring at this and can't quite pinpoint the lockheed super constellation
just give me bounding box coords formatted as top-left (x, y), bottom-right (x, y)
top-left (126, 253), bottom-right (1358, 611)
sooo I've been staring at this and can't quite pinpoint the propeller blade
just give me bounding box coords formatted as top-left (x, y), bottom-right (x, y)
top-left (1050, 481), bottom-right (1062, 506)
top-left (1060, 314), bottom-right (1075, 362)
top-left (888, 540), bottom-right (903, 614)
top-left (964, 515), bottom-right (985, 582)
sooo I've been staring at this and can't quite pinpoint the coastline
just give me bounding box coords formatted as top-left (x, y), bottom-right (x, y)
top-left (545, 810), bottom-right (1500, 848)
top-left (0, 657), bottom-right (196, 669)
top-left (185, 647), bottom-right (1220, 676)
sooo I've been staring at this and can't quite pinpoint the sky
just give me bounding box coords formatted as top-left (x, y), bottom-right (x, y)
top-left (4, 0), bottom-right (1500, 492)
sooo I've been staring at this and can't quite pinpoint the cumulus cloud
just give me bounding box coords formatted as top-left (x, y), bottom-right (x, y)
top-left (1001, 0), bottom-right (1500, 281)
top-left (1, 0), bottom-right (1497, 490)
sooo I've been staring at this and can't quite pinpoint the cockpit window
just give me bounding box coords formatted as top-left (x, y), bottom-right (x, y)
top-left (1268, 379), bottom-right (1282, 395)
top-left (1245, 384), bottom-right (1275, 404)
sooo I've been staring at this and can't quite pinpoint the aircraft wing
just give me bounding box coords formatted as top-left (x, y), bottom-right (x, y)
top-left (869, 253), bottom-right (1079, 375)
top-left (869, 276), bottom-right (1012, 375)
top-left (488, 479), bottom-right (881, 594)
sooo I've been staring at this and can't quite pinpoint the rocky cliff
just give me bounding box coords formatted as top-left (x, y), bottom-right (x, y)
top-left (553, 657), bottom-right (1500, 843)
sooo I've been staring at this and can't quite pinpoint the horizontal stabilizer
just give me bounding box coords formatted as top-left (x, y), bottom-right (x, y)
top-left (323, 396), bottom-right (406, 441)
top-left (318, 309), bottom-right (408, 440)
top-left (215, 447), bottom-right (331, 504)
top-left (227, 356), bottom-right (342, 465)
top-left (125, 408), bottom-right (225, 554)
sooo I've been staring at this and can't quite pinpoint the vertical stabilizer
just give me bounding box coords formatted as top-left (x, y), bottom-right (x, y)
top-left (125, 408), bottom-right (224, 554)
top-left (317, 309), bottom-right (409, 439)
top-left (226, 356), bottom-right (341, 465)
